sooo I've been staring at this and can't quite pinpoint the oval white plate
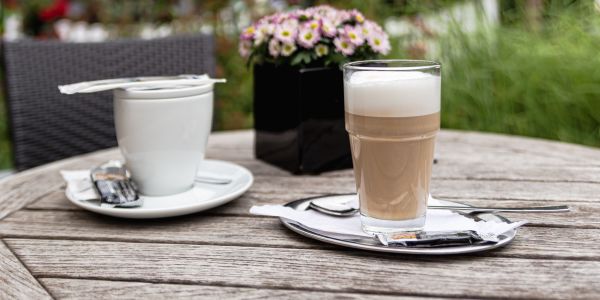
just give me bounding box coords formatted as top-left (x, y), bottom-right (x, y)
top-left (281, 194), bottom-right (517, 255)
top-left (66, 159), bottom-right (253, 219)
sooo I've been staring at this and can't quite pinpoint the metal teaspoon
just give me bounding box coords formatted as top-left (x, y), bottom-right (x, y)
top-left (308, 199), bottom-right (570, 217)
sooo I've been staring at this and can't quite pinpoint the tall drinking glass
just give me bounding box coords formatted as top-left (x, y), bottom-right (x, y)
top-left (343, 60), bottom-right (441, 234)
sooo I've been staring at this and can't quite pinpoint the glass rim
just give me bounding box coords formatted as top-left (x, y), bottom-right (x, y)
top-left (343, 59), bottom-right (441, 71)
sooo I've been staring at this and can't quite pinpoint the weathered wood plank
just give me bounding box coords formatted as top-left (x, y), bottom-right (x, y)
top-left (25, 188), bottom-right (599, 229)
top-left (1, 210), bottom-right (599, 260)
top-left (0, 210), bottom-right (318, 248)
top-left (438, 130), bottom-right (600, 163)
top-left (0, 148), bottom-right (119, 220)
top-left (210, 130), bottom-right (600, 170)
top-left (31, 172), bottom-right (592, 205)
top-left (23, 170), bottom-right (600, 217)
top-left (7, 239), bottom-right (600, 299)
top-left (2, 129), bottom-right (599, 300)
top-left (7, 129), bottom-right (600, 221)
top-left (244, 176), bottom-right (600, 202)
top-left (0, 240), bottom-right (51, 299)
top-left (39, 278), bottom-right (436, 299)
top-left (213, 129), bottom-right (600, 165)
top-left (431, 179), bottom-right (600, 202)
top-left (313, 163), bottom-right (600, 183)
top-left (432, 164), bottom-right (600, 183)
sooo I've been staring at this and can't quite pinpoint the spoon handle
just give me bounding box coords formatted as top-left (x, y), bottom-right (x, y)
top-left (428, 205), bottom-right (570, 213)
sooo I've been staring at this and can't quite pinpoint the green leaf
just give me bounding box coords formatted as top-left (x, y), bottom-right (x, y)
top-left (290, 53), bottom-right (304, 66)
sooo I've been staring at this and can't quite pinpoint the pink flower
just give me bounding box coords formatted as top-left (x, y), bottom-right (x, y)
top-left (307, 20), bottom-right (320, 31)
top-left (254, 23), bottom-right (274, 46)
top-left (297, 26), bottom-right (320, 48)
top-left (240, 25), bottom-right (255, 41)
top-left (238, 40), bottom-right (252, 58)
top-left (333, 37), bottom-right (355, 56)
top-left (296, 9), bottom-right (312, 21)
top-left (364, 20), bottom-right (384, 34)
top-left (268, 39), bottom-right (281, 57)
top-left (274, 24), bottom-right (296, 44)
top-left (351, 9), bottom-right (365, 23)
top-left (256, 22), bottom-right (274, 35)
top-left (238, 6), bottom-right (391, 61)
top-left (320, 19), bottom-right (337, 38)
top-left (359, 24), bottom-right (370, 37)
top-left (335, 11), bottom-right (352, 24)
top-left (282, 18), bottom-right (299, 28)
top-left (268, 12), bottom-right (286, 24)
top-left (343, 25), bottom-right (364, 46)
top-left (367, 33), bottom-right (391, 55)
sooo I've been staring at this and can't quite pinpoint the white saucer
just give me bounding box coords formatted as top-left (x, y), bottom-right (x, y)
top-left (66, 159), bottom-right (253, 219)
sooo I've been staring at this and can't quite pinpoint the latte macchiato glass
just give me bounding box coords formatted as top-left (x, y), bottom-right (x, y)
top-left (343, 60), bottom-right (441, 234)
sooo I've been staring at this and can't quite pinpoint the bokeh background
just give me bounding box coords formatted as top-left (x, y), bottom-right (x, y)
top-left (1, 0), bottom-right (599, 170)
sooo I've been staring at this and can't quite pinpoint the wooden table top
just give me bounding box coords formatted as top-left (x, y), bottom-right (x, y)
top-left (1, 129), bottom-right (599, 299)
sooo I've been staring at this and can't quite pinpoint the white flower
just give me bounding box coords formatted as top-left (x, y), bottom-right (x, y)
top-left (257, 22), bottom-right (274, 35)
top-left (367, 33), bottom-right (391, 55)
top-left (344, 25), bottom-right (364, 46)
top-left (315, 44), bottom-right (329, 57)
top-left (333, 37), bottom-right (355, 56)
top-left (274, 25), bottom-right (296, 44)
top-left (254, 30), bottom-right (266, 46)
top-left (268, 39), bottom-right (281, 57)
top-left (297, 27), bottom-right (320, 48)
top-left (320, 19), bottom-right (337, 38)
top-left (281, 43), bottom-right (297, 56)
top-left (307, 20), bottom-right (320, 31)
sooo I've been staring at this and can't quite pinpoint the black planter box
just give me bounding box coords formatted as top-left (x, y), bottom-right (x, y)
top-left (253, 63), bottom-right (352, 174)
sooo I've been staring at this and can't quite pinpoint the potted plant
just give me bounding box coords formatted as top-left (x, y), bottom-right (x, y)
top-left (240, 5), bottom-right (391, 174)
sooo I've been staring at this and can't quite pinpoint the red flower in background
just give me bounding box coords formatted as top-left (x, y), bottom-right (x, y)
top-left (39, 0), bottom-right (69, 22)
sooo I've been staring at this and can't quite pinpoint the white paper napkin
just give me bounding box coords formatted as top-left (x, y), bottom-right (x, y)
top-left (61, 170), bottom-right (99, 200)
top-left (250, 198), bottom-right (527, 243)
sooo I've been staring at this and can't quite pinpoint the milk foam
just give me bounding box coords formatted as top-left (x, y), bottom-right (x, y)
top-left (344, 71), bottom-right (440, 117)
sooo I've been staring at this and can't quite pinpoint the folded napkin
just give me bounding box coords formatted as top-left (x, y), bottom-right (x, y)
top-left (250, 197), bottom-right (527, 245)
top-left (61, 170), bottom-right (99, 200)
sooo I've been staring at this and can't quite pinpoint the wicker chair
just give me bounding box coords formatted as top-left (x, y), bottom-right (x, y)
top-left (1, 35), bottom-right (215, 170)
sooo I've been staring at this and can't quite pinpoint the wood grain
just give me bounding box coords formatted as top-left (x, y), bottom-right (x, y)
top-left (25, 188), bottom-right (599, 229)
top-left (2, 129), bottom-right (600, 299)
top-left (9, 131), bottom-right (600, 218)
top-left (7, 238), bottom-right (600, 299)
top-left (438, 130), bottom-right (600, 163)
top-left (39, 278), bottom-right (435, 300)
top-left (0, 210), bottom-right (319, 249)
top-left (27, 174), bottom-right (600, 209)
top-left (12, 129), bottom-right (600, 219)
top-left (1, 210), bottom-right (599, 260)
top-left (211, 129), bottom-right (600, 165)
top-left (0, 148), bottom-right (118, 220)
top-left (0, 240), bottom-right (51, 299)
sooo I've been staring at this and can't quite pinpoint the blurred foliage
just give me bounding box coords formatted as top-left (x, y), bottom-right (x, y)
top-left (1, 0), bottom-right (599, 170)
top-left (438, 0), bottom-right (600, 146)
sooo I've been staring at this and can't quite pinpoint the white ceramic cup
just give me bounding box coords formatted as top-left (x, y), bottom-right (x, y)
top-left (114, 84), bottom-right (213, 196)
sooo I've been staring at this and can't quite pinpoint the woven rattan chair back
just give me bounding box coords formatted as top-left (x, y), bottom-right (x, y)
top-left (2, 35), bottom-right (215, 170)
